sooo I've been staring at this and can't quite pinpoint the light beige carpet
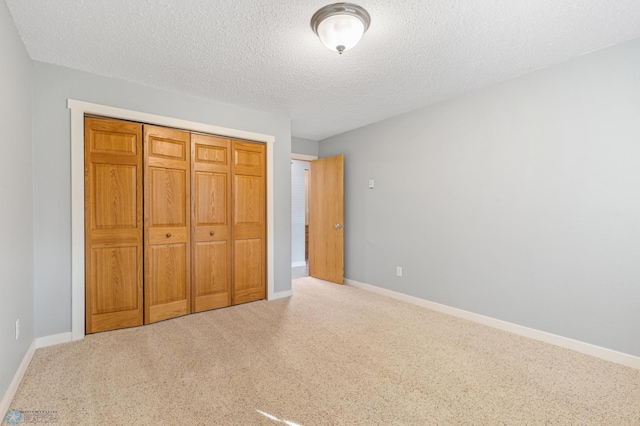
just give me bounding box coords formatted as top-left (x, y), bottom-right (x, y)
top-left (9, 277), bottom-right (640, 425)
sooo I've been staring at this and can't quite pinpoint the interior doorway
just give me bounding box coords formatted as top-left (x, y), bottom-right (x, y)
top-left (291, 154), bottom-right (316, 280)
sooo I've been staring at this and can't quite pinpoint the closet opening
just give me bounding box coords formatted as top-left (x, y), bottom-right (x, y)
top-left (69, 99), bottom-right (276, 340)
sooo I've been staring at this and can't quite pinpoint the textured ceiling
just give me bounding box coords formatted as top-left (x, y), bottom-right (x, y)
top-left (5, 0), bottom-right (640, 140)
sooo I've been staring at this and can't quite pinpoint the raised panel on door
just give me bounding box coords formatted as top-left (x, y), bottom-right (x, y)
top-left (194, 172), bottom-right (227, 227)
top-left (191, 134), bottom-right (231, 312)
top-left (144, 125), bottom-right (191, 324)
top-left (89, 246), bottom-right (142, 332)
top-left (147, 244), bottom-right (188, 322)
top-left (84, 117), bottom-right (143, 334)
top-left (91, 247), bottom-right (138, 314)
top-left (232, 141), bottom-right (265, 305)
top-left (193, 241), bottom-right (229, 312)
top-left (149, 168), bottom-right (187, 226)
top-left (234, 175), bottom-right (263, 228)
top-left (93, 164), bottom-right (137, 228)
top-left (234, 238), bottom-right (264, 303)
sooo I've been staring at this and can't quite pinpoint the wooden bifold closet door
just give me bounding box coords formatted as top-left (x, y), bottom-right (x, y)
top-left (191, 134), bottom-right (232, 312)
top-left (84, 117), bottom-right (144, 334)
top-left (85, 117), bottom-right (266, 334)
top-left (232, 141), bottom-right (266, 304)
top-left (143, 125), bottom-right (191, 324)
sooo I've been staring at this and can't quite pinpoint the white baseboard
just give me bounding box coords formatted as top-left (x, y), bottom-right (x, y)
top-left (345, 279), bottom-right (640, 370)
top-left (35, 332), bottom-right (73, 349)
top-left (291, 261), bottom-right (306, 268)
top-left (1, 332), bottom-right (76, 417)
top-left (1, 341), bottom-right (36, 419)
top-left (269, 290), bottom-right (293, 300)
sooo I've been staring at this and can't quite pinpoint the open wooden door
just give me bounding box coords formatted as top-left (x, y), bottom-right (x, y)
top-left (309, 155), bottom-right (344, 284)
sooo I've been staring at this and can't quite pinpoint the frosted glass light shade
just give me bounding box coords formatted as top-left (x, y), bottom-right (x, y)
top-left (317, 14), bottom-right (365, 53)
top-left (311, 3), bottom-right (371, 55)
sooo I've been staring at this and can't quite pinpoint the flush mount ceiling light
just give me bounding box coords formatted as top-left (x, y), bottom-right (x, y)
top-left (311, 3), bottom-right (371, 55)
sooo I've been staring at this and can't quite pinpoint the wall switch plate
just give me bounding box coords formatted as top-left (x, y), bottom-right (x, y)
top-left (396, 267), bottom-right (402, 277)
top-left (368, 179), bottom-right (374, 189)
top-left (15, 318), bottom-right (20, 340)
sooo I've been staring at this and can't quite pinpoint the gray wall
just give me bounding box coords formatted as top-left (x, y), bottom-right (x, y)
top-left (32, 61), bottom-right (292, 338)
top-left (292, 137), bottom-right (318, 157)
top-left (319, 38), bottom-right (640, 357)
top-left (0, 1), bottom-right (34, 405)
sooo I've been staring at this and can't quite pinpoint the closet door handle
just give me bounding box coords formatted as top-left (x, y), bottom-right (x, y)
top-left (166, 233), bottom-right (172, 238)
top-left (210, 231), bottom-right (215, 236)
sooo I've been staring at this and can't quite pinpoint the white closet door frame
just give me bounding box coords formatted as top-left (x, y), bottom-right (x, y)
top-left (69, 99), bottom-right (276, 341)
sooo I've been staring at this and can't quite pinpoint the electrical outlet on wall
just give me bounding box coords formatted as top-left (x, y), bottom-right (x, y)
top-left (15, 318), bottom-right (20, 340)
top-left (396, 267), bottom-right (403, 277)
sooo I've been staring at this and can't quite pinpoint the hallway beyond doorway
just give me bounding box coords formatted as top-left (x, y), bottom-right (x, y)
top-left (292, 263), bottom-right (309, 280)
